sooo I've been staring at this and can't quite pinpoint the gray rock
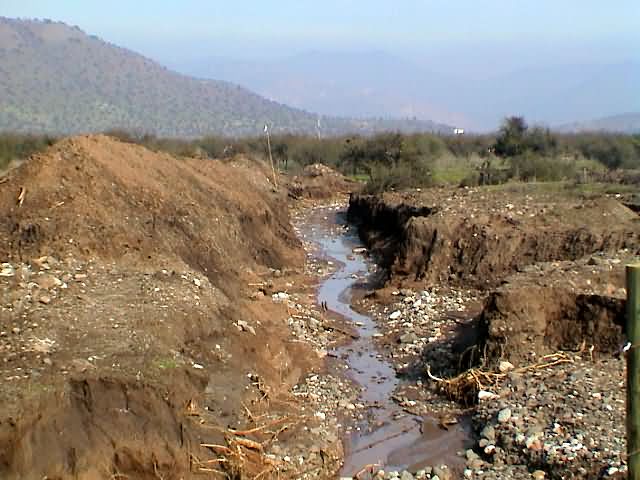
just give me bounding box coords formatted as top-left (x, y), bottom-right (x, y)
top-left (399, 332), bottom-right (418, 344)
top-left (400, 471), bottom-right (414, 480)
top-left (481, 425), bottom-right (496, 441)
top-left (498, 408), bottom-right (512, 423)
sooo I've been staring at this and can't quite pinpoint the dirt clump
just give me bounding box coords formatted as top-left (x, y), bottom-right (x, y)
top-left (0, 136), bottom-right (341, 479)
top-left (287, 163), bottom-right (358, 200)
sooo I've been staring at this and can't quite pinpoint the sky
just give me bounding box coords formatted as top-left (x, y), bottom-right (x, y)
top-left (3, 0), bottom-right (639, 74)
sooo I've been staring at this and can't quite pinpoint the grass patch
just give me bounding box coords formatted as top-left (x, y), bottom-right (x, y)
top-left (155, 358), bottom-right (178, 370)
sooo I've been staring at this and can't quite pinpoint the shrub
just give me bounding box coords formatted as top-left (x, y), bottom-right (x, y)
top-left (0, 132), bottom-right (57, 170)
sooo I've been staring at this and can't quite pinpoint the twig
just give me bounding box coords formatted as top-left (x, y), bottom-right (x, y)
top-left (228, 416), bottom-right (291, 435)
top-left (201, 444), bottom-right (233, 453)
top-left (17, 186), bottom-right (25, 206)
top-left (426, 364), bottom-right (444, 382)
top-left (233, 437), bottom-right (263, 452)
top-left (355, 463), bottom-right (382, 479)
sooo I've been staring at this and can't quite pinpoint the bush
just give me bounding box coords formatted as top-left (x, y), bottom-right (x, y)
top-left (509, 153), bottom-right (576, 182)
top-left (0, 132), bottom-right (57, 170)
top-left (364, 157), bottom-right (433, 193)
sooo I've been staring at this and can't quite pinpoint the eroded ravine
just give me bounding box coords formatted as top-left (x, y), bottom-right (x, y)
top-left (299, 205), bottom-right (470, 477)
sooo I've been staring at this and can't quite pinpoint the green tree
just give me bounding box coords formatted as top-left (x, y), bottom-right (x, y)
top-left (493, 116), bottom-right (528, 157)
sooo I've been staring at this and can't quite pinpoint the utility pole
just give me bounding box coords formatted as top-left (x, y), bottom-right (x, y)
top-left (627, 263), bottom-right (640, 479)
top-left (264, 123), bottom-right (278, 189)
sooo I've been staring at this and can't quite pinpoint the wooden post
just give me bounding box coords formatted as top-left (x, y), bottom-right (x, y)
top-left (627, 263), bottom-right (640, 478)
top-left (264, 124), bottom-right (278, 189)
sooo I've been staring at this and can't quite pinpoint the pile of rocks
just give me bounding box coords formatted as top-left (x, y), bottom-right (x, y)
top-left (364, 287), bottom-right (481, 375)
top-left (469, 355), bottom-right (626, 479)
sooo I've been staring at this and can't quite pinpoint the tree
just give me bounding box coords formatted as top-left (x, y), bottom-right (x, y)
top-left (493, 116), bottom-right (528, 157)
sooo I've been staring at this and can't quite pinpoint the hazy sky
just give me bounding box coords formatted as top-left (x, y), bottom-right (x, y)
top-left (3, 0), bottom-right (639, 75)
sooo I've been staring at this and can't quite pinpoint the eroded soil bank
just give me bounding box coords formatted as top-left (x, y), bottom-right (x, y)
top-left (344, 185), bottom-right (640, 479)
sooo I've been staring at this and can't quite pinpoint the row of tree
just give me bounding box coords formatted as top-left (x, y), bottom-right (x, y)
top-left (1, 118), bottom-right (639, 191)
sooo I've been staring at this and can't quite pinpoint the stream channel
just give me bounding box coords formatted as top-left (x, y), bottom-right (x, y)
top-left (302, 206), bottom-right (470, 478)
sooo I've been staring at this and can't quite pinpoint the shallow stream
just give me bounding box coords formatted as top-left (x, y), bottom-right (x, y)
top-left (302, 206), bottom-right (469, 477)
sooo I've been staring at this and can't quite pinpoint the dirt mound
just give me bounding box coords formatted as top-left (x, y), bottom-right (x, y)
top-left (0, 135), bottom-right (302, 291)
top-left (348, 187), bottom-right (640, 289)
top-left (288, 163), bottom-right (358, 199)
top-left (0, 136), bottom-right (341, 479)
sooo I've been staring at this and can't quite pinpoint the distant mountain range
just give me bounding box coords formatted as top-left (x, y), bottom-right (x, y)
top-left (556, 113), bottom-right (640, 134)
top-left (173, 51), bottom-right (640, 132)
top-left (0, 18), bottom-right (451, 137)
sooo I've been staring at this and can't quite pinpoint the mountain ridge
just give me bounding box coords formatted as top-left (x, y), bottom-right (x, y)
top-left (555, 112), bottom-right (640, 134)
top-left (0, 17), bottom-right (451, 137)
top-left (174, 50), bottom-right (640, 131)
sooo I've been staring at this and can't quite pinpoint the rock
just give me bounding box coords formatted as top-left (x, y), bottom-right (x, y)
top-left (193, 277), bottom-right (201, 287)
top-left (400, 471), bottom-right (414, 480)
top-left (499, 361), bottom-right (515, 373)
top-left (531, 470), bottom-right (545, 479)
top-left (38, 295), bottom-right (52, 305)
top-left (237, 320), bottom-right (256, 335)
top-left (36, 275), bottom-right (62, 290)
top-left (399, 332), bottom-right (418, 344)
top-left (497, 408), bottom-right (512, 423)
top-left (389, 310), bottom-right (402, 320)
top-left (465, 449), bottom-right (479, 461)
top-left (12, 327), bottom-right (21, 335)
top-left (42, 357), bottom-right (52, 366)
top-left (481, 425), bottom-right (496, 442)
top-left (0, 264), bottom-right (15, 277)
top-left (432, 466), bottom-right (450, 480)
top-left (478, 390), bottom-right (500, 401)
top-left (272, 292), bottom-right (290, 302)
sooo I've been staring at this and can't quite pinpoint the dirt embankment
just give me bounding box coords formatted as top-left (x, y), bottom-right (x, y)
top-left (287, 163), bottom-right (358, 200)
top-left (348, 186), bottom-right (640, 368)
top-left (348, 188), bottom-right (639, 290)
top-left (0, 136), bottom-right (334, 479)
top-left (476, 254), bottom-right (630, 366)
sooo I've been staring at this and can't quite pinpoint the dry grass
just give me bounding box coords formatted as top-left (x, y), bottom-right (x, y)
top-left (427, 352), bottom-right (574, 406)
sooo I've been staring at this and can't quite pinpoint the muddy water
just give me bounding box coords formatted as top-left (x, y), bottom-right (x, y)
top-left (303, 207), bottom-right (470, 477)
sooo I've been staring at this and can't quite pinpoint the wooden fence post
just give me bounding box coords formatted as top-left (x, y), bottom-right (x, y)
top-left (628, 263), bottom-right (640, 478)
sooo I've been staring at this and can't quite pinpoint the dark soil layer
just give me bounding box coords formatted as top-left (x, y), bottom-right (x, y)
top-left (348, 187), bottom-right (639, 290)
